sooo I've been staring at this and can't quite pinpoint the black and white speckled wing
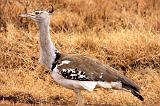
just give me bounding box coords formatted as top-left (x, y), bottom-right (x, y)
top-left (53, 54), bottom-right (139, 89)
top-left (52, 54), bottom-right (106, 81)
top-left (59, 68), bottom-right (91, 81)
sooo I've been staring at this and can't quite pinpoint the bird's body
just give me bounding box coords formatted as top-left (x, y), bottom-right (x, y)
top-left (20, 6), bottom-right (144, 105)
top-left (51, 53), bottom-right (143, 101)
top-left (52, 53), bottom-right (133, 89)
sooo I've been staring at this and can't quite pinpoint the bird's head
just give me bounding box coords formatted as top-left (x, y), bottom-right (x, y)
top-left (20, 6), bottom-right (54, 24)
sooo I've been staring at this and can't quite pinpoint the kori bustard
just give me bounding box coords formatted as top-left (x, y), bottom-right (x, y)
top-left (20, 6), bottom-right (144, 105)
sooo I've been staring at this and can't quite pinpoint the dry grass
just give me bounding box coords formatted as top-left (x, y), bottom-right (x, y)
top-left (0, 0), bottom-right (160, 106)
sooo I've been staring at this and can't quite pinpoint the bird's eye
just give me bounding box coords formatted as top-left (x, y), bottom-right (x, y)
top-left (35, 11), bottom-right (41, 15)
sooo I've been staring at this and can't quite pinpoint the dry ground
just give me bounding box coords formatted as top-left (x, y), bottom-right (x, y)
top-left (0, 0), bottom-right (160, 106)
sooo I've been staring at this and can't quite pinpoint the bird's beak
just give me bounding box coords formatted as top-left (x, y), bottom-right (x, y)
top-left (19, 13), bottom-right (37, 22)
top-left (20, 13), bottom-right (30, 18)
top-left (19, 13), bottom-right (35, 18)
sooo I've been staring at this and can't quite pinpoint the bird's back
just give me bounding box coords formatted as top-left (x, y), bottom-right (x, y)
top-left (55, 54), bottom-right (140, 91)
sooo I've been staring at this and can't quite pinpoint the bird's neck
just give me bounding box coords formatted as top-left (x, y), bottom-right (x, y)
top-left (38, 22), bottom-right (57, 69)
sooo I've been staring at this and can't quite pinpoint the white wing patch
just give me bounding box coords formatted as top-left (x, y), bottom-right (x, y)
top-left (58, 60), bottom-right (71, 66)
top-left (97, 82), bottom-right (112, 88)
top-left (97, 81), bottom-right (122, 89)
top-left (80, 81), bottom-right (97, 91)
top-left (111, 81), bottom-right (122, 89)
top-left (61, 60), bottom-right (71, 64)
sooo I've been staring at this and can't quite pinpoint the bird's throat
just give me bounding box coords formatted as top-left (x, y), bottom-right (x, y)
top-left (38, 22), bottom-right (57, 69)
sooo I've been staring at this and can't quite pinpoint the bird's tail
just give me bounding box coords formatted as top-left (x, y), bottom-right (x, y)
top-left (131, 90), bottom-right (144, 101)
top-left (122, 82), bottom-right (144, 101)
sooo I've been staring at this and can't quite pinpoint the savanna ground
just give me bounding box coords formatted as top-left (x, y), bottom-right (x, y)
top-left (0, 0), bottom-right (160, 106)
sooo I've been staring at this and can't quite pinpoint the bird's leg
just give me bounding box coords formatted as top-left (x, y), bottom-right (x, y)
top-left (75, 89), bottom-right (84, 106)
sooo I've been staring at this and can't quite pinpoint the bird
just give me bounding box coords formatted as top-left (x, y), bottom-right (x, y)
top-left (20, 6), bottom-right (144, 106)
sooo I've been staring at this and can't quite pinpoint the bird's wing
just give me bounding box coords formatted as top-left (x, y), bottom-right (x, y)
top-left (54, 54), bottom-right (140, 92)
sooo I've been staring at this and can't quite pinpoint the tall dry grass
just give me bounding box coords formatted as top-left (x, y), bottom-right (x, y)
top-left (0, 0), bottom-right (160, 105)
top-left (0, 0), bottom-right (160, 32)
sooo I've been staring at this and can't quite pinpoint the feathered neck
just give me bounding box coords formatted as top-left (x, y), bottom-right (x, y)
top-left (38, 21), bottom-right (57, 69)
